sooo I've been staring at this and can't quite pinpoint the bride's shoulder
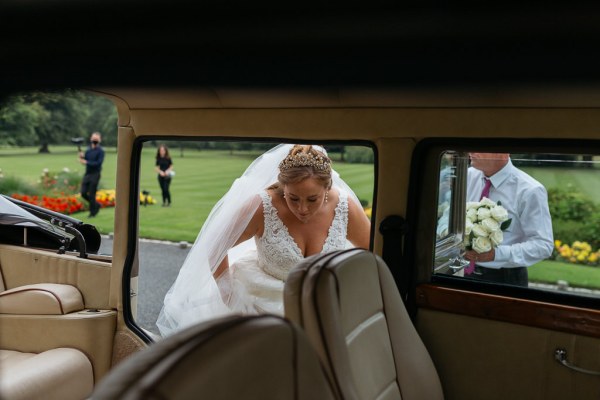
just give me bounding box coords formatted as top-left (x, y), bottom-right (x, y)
top-left (329, 186), bottom-right (349, 202)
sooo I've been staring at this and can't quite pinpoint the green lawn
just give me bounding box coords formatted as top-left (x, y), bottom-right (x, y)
top-left (529, 259), bottom-right (600, 290)
top-left (0, 146), bottom-right (119, 189)
top-left (521, 166), bottom-right (600, 204)
top-left (0, 145), bottom-right (375, 243)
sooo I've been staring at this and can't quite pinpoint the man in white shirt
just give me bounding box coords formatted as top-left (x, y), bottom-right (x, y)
top-left (464, 153), bottom-right (554, 286)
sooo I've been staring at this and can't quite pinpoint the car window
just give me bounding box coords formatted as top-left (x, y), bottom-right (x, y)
top-left (434, 150), bottom-right (600, 297)
top-left (0, 90), bottom-right (117, 257)
top-left (132, 140), bottom-right (375, 338)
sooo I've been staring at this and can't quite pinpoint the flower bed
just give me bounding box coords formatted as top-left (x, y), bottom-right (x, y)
top-left (96, 189), bottom-right (116, 208)
top-left (11, 188), bottom-right (157, 215)
top-left (554, 240), bottom-right (600, 267)
top-left (6, 167), bottom-right (158, 215)
top-left (11, 193), bottom-right (85, 215)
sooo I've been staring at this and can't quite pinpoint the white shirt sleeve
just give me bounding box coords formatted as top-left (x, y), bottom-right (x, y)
top-left (493, 185), bottom-right (554, 267)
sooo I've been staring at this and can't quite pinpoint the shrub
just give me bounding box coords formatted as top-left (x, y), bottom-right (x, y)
top-left (39, 168), bottom-right (82, 194)
top-left (344, 146), bottom-right (374, 164)
top-left (547, 187), bottom-right (600, 253)
top-left (0, 174), bottom-right (38, 195)
top-left (581, 211), bottom-right (600, 250)
top-left (552, 220), bottom-right (587, 249)
top-left (547, 187), bottom-right (598, 221)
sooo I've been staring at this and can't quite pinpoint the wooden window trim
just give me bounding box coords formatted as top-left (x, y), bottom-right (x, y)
top-left (416, 284), bottom-right (600, 338)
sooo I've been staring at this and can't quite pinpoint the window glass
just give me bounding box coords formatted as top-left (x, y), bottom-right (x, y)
top-left (133, 140), bottom-right (375, 338)
top-left (434, 151), bottom-right (600, 297)
top-left (0, 90), bottom-right (117, 257)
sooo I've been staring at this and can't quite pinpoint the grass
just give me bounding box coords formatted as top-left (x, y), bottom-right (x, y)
top-left (0, 146), bottom-right (119, 189)
top-left (520, 166), bottom-right (600, 204)
top-left (0, 145), bottom-right (375, 243)
top-left (529, 260), bottom-right (600, 290)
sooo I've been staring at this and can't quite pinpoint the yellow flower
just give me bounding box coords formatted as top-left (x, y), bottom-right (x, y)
top-left (559, 246), bottom-right (572, 258)
top-left (554, 240), bottom-right (562, 248)
top-left (364, 207), bottom-right (372, 218)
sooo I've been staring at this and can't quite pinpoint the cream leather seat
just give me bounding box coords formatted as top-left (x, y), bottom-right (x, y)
top-left (0, 281), bottom-right (93, 400)
top-left (92, 314), bottom-right (335, 400)
top-left (0, 348), bottom-right (93, 400)
top-left (284, 248), bottom-right (444, 400)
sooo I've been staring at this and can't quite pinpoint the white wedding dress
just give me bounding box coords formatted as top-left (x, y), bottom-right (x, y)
top-left (224, 190), bottom-right (349, 315)
top-left (156, 144), bottom-right (362, 337)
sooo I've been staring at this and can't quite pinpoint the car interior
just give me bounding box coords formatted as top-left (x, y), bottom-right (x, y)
top-left (2, 3), bottom-right (600, 400)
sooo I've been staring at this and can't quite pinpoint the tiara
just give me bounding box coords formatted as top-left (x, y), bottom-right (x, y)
top-left (279, 152), bottom-right (331, 172)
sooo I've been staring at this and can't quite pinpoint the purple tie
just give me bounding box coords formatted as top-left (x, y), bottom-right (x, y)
top-left (465, 178), bottom-right (493, 275)
top-left (480, 178), bottom-right (492, 200)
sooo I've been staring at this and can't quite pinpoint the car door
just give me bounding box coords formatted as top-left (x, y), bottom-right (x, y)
top-left (409, 139), bottom-right (600, 400)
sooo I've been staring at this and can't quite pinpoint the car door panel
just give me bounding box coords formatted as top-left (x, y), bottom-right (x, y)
top-left (416, 285), bottom-right (600, 400)
top-left (0, 244), bottom-right (112, 309)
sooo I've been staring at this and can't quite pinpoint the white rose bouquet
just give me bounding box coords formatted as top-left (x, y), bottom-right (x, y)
top-left (465, 197), bottom-right (512, 254)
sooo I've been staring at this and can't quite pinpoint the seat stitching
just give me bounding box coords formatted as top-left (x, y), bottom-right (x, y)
top-left (345, 311), bottom-right (385, 345)
top-left (374, 379), bottom-right (400, 400)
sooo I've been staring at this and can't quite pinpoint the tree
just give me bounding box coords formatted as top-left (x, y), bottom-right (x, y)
top-left (0, 90), bottom-right (118, 151)
top-left (81, 91), bottom-right (118, 146)
top-left (0, 96), bottom-right (47, 146)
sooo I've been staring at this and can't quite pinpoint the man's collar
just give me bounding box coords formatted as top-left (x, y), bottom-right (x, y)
top-left (489, 158), bottom-right (513, 187)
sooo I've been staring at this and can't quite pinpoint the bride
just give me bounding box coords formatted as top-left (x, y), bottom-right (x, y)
top-left (156, 144), bottom-right (371, 336)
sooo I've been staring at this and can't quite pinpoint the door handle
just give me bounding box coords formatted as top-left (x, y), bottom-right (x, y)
top-left (554, 349), bottom-right (600, 376)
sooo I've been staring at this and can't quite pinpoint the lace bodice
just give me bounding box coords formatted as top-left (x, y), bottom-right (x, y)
top-left (256, 190), bottom-right (349, 281)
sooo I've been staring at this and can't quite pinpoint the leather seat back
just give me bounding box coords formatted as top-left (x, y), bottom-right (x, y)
top-left (285, 249), bottom-right (444, 400)
top-left (92, 315), bottom-right (335, 400)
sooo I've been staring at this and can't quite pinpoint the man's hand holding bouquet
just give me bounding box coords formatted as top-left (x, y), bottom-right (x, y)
top-left (463, 197), bottom-right (512, 273)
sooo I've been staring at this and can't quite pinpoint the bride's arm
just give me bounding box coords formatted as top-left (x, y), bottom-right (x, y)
top-left (212, 203), bottom-right (264, 279)
top-left (347, 199), bottom-right (371, 249)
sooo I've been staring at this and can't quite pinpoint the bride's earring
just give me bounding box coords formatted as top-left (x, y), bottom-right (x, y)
top-left (324, 191), bottom-right (329, 203)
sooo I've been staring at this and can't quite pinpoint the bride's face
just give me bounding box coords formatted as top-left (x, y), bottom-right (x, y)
top-left (283, 178), bottom-right (327, 223)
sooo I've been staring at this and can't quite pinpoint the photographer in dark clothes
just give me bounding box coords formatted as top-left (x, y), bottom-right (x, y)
top-left (79, 132), bottom-right (105, 217)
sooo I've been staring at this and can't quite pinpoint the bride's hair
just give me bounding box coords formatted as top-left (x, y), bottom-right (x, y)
top-left (268, 145), bottom-right (332, 195)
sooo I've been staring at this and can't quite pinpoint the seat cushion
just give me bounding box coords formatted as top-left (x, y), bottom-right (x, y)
top-left (0, 283), bottom-right (84, 314)
top-left (0, 348), bottom-right (94, 400)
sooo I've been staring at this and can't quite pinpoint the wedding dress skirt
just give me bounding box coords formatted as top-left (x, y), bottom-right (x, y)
top-left (225, 249), bottom-right (285, 316)
top-left (157, 187), bottom-right (351, 337)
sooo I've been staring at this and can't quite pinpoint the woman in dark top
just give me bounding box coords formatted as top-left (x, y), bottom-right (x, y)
top-left (155, 144), bottom-right (173, 206)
